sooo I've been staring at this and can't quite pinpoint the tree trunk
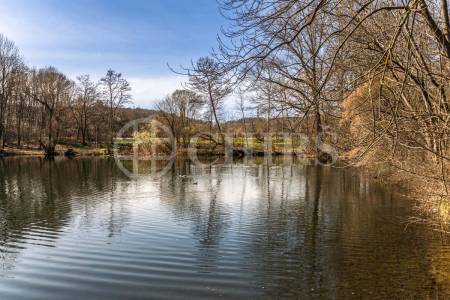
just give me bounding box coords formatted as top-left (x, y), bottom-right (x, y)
top-left (208, 87), bottom-right (225, 145)
top-left (315, 106), bottom-right (322, 154)
top-left (16, 119), bottom-right (21, 147)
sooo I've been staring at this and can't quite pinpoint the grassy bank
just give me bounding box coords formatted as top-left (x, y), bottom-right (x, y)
top-left (0, 145), bottom-right (108, 157)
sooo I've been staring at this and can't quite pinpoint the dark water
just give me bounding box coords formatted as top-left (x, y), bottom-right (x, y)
top-left (0, 157), bottom-right (449, 299)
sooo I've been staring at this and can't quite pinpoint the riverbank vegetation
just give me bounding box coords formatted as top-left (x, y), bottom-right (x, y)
top-left (214, 0), bottom-right (448, 229)
top-left (0, 33), bottom-right (149, 156)
top-left (149, 0), bottom-right (448, 228)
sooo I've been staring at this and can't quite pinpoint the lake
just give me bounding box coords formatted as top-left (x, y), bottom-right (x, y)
top-left (0, 157), bottom-right (449, 299)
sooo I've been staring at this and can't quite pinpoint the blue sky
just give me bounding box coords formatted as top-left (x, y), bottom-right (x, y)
top-left (0, 0), bottom-right (226, 107)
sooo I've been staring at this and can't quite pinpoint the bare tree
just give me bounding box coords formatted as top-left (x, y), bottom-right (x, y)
top-left (236, 89), bottom-right (250, 149)
top-left (218, 1), bottom-right (339, 161)
top-left (0, 34), bottom-right (21, 149)
top-left (10, 63), bottom-right (30, 147)
top-left (72, 75), bottom-right (98, 146)
top-left (216, 0), bottom-right (449, 218)
top-left (156, 89), bottom-right (203, 147)
top-left (99, 69), bottom-right (132, 146)
top-left (185, 57), bottom-right (231, 145)
top-left (0, 33), bottom-right (141, 152)
top-left (29, 67), bottom-right (73, 155)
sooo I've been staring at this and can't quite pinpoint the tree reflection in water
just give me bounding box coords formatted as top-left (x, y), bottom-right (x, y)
top-left (0, 157), bottom-right (130, 271)
top-left (0, 157), bottom-right (448, 299)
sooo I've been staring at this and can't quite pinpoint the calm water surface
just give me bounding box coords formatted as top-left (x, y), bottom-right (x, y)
top-left (0, 157), bottom-right (449, 299)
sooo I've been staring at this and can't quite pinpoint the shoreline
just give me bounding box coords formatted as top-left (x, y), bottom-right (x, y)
top-left (0, 146), bottom-right (108, 157)
top-left (0, 145), bottom-right (320, 159)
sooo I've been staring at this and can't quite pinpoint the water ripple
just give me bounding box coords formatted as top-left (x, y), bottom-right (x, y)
top-left (0, 158), bottom-right (448, 299)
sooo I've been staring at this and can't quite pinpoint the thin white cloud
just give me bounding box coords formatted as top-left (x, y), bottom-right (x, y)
top-left (129, 75), bottom-right (187, 108)
top-left (0, 2), bottom-right (130, 48)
